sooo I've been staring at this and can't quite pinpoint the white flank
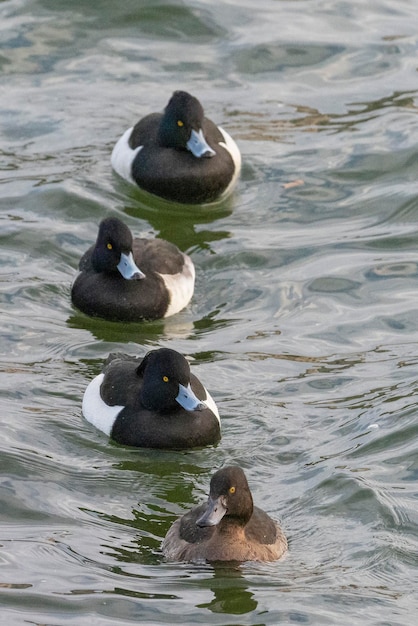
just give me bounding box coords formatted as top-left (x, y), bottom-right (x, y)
top-left (82, 373), bottom-right (124, 436)
top-left (161, 253), bottom-right (195, 318)
top-left (111, 127), bottom-right (143, 184)
top-left (218, 126), bottom-right (242, 198)
top-left (202, 387), bottom-right (221, 425)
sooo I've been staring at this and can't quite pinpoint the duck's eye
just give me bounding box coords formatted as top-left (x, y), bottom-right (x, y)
top-left (162, 376), bottom-right (169, 383)
top-left (229, 486), bottom-right (236, 494)
top-left (107, 243), bottom-right (113, 250)
top-left (177, 120), bottom-right (184, 127)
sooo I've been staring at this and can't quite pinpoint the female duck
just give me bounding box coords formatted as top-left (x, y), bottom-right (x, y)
top-left (82, 347), bottom-right (221, 449)
top-left (71, 217), bottom-right (194, 322)
top-left (111, 90), bottom-right (241, 204)
top-left (162, 466), bottom-right (287, 562)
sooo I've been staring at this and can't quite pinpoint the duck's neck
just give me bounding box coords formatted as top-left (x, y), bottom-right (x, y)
top-left (217, 515), bottom-right (249, 535)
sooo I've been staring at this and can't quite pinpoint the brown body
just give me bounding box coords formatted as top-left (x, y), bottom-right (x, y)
top-left (162, 466), bottom-right (287, 563)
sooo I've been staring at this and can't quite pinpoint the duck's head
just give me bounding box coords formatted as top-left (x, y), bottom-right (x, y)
top-left (158, 90), bottom-right (216, 158)
top-left (196, 466), bottom-right (254, 528)
top-left (137, 348), bottom-right (207, 413)
top-left (91, 217), bottom-right (145, 280)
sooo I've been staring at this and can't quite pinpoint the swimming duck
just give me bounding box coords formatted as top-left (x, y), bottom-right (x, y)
top-left (162, 465), bottom-right (287, 562)
top-left (82, 347), bottom-right (221, 449)
top-left (111, 90), bottom-right (241, 204)
top-left (71, 217), bottom-right (194, 322)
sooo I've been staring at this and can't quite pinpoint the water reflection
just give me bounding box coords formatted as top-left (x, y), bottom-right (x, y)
top-left (66, 311), bottom-right (182, 344)
top-left (37, 0), bottom-right (226, 41)
top-left (196, 565), bottom-right (258, 614)
top-left (289, 89), bottom-right (418, 134)
top-left (121, 194), bottom-right (233, 253)
top-left (366, 261), bottom-right (418, 280)
top-left (233, 42), bottom-right (344, 74)
top-left (231, 89), bottom-right (418, 142)
top-left (66, 308), bottom-right (235, 344)
top-left (103, 521), bottom-right (259, 613)
top-left (90, 458), bottom-right (215, 566)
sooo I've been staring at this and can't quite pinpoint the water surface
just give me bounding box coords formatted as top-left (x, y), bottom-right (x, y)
top-left (1, 0), bottom-right (418, 624)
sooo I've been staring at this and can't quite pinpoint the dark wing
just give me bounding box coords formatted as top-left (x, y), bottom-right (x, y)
top-left (245, 506), bottom-right (278, 545)
top-left (100, 356), bottom-right (143, 406)
top-left (179, 503), bottom-right (215, 544)
top-left (132, 237), bottom-right (186, 276)
top-left (129, 113), bottom-right (162, 149)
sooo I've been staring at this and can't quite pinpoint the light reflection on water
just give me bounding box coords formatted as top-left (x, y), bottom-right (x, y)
top-left (1, 0), bottom-right (418, 624)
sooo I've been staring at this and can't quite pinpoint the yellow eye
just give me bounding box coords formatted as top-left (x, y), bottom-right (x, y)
top-left (177, 120), bottom-right (184, 127)
top-left (107, 243), bottom-right (113, 250)
top-left (229, 486), bottom-right (236, 494)
top-left (163, 376), bottom-right (169, 382)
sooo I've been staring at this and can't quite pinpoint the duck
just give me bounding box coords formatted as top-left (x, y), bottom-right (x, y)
top-left (82, 347), bottom-right (221, 449)
top-left (111, 90), bottom-right (241, 204)
top-left (162, 466), bottom-right (288, 563)
top-left (71, 217), bottom-right (195, 322)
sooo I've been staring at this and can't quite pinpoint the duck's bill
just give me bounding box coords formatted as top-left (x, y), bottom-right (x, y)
top-left (176, 382), bottom-right (206, 411)
top-left (187, 129), bottom-right (216, 158)
top-left (196, 495), bottom-right (227, 527)
top-left (117, 251), bottom-right (146, 280)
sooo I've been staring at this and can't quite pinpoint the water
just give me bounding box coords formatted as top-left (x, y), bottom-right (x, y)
top-left (1, 0), bottom-right (418, 624)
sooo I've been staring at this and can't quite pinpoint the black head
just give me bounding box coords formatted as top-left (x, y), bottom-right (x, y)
top-left (90, 217), bottom-right (144, 279)
top-left (197, 466), bottom-right (254, 528)
top-left (137, 348), bottom-right (204, 413)
top-left (158, 91), bottom-right (214, 158)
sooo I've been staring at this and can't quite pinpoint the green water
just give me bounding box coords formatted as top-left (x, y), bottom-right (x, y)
top-left (2, 0), bottom-right (418, 624)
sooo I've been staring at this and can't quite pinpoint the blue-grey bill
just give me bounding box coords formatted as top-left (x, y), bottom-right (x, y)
top-left (176, 382), bottom-right (206, 411)
top-left (187, 128), bottom-right (216, 158)
top-left (117, 251), bottom-right (146, 280)
top-left (196, 496), bottom-right (227, 527)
